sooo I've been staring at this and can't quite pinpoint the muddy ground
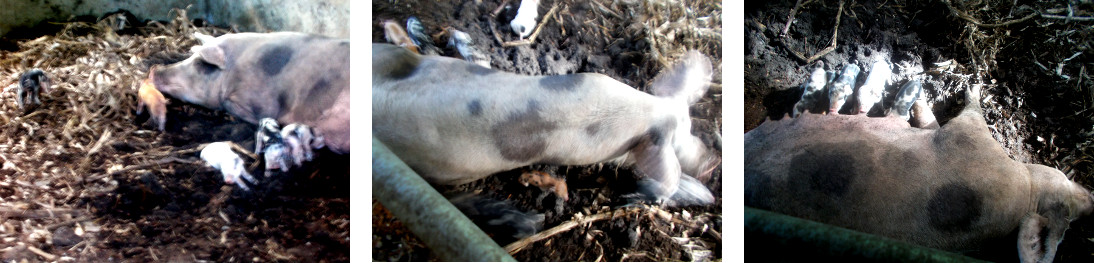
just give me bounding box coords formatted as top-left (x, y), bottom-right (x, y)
top-left (0, 10), bottom-right (349, 262)
top-left (746, 0), bottom-right (1094, 262)
top-left (372, 0), bottom-right (722, 261)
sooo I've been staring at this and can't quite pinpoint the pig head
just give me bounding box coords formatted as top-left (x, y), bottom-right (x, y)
top-left (745, 86), bottom-right (1094, 262)
top-left (372, 43), bottom-right (718, 206)
top-left (152, 32), bottom-right (350, 154)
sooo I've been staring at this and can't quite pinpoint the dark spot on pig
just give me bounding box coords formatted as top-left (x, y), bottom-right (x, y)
top-left (585, 121), bottom-right (603, 136)
top-left (744, 168), bottom-right (773, 210)
top-left (260, 45), bottom-right (294, 76)
top-left (538, 74), bottom-right (585, 92)
top-left (928, 183), bottom-right (982, 232)
top-left (468, 64), bottom-right (495, 75)
top-left (300, 78), bottom-right (340, 119)
top-left (490, 100), bottom-right (558, 162)
top-left (468, 100), bottom-right (483, 116)
top-left (789, 147), bottom-right (855, 197)
top-left (647, 127), bottom-right (666, 146)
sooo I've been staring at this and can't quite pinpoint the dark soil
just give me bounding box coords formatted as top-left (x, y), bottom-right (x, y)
top-left (372, 0), bottom-right (722, 261)
top-left (746, 0), bottom-right (1094, 262)
top-left (0, 10), bottom-right (348, 262)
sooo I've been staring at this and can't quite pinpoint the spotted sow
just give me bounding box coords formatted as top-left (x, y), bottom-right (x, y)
top-left (745, 85), bottom-right (1094, 263)
top-left (152, 32), bottom-right (349, 154)
top-left (372, 43), bottom-right (719, 206)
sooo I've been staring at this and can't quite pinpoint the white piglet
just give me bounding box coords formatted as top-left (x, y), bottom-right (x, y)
top-left (200, 142), bottom-right (256, 191)
top-left (510, 0), bottom-right (539, 39)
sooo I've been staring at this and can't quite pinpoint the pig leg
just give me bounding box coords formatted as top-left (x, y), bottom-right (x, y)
top-left (16, 88), bottom-right (25, 109)
top-left (632, 135), bottom-right (714, 206)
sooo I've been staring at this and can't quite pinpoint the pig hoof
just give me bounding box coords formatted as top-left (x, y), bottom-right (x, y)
top-left (892, 80), bottom-right (922, 121)
top-left (827, 63), bottom-right (860, 114)
top-left (631, 176), bottom-right (715, 207)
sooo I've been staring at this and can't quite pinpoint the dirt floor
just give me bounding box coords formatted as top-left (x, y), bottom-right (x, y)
top-left (372, 0), bottom-right (722, 261)
top-left (0, 10), bottom-right (349, 262)
top-left (746, 0), bottom-right (1094, 262)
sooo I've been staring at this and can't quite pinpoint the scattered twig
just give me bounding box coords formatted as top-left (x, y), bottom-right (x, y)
top-left (941, 0), bottom-right (1039, 27)
top-left (780, 0), bottom-right (805, 38)
top-left (491, 0), bottom-right (511, 17)
top-left (0, 207), bottom-right (89, 219)
top-left (778, 0), bottom-right (843, 64)
top-left (504, 207), bottom-right (640, 254)
top-left (26, 246), bottom-right (57, 261)
top-left (1040, 14), bottom-right (1094, 22)
top-left (87, 156), bottom-right (201, 181)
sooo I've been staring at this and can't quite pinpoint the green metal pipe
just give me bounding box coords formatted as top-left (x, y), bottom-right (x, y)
top-left (745, 206), bottom-right (988, 262)
top-left (372, 137), bottom-right (516, 261)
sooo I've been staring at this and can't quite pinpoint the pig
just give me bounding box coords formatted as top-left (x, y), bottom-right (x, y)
top-left (827, 63), bottom-right (859, 114)
top-left (855, 60), bottom-right (891, 114)
top-left (200, 142), bottom-right (256, 191)
top-left (382, 20), bottom-right (420, 54)
top-left (891, 80), bottom-right (922, 120)
top-left (254, 117), bottom-right (282, 154)
top-left (519, 170), bottom-right (569, 201)
top-left (152, 32), bottom-right (349, 154)
top-left (791, 63), bottom-right (827, 118)
top-left (281, 123), bottom-right (323, 163)
top-left (745, 83), bottom-right (1094, 262)
top-left (405, 17), bottom-right (440, 55)
top-left (446, 27), bottom-right (491, 68)
top-left (17, 68), bottom-right (51, 110)
top-left (372, 43), bottom-right (719, 206)
top-left (263, 142), bottom-right (292, 173)
top-left (136, 70), bottom-right (167, 131)
top-left (510, 0), bottom-right (539, 38)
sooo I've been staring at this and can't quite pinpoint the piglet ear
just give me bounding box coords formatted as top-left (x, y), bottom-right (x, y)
top-left (1018, 213), bottom-right (1065, 263)
top-left (190, 33), bottom-right (227, 68)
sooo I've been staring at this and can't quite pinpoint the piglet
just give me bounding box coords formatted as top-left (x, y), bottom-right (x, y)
top-left (263, 143), bottom-right (292, 173)
top-left (281, 123), bottom-right (324, 164)
top-left (17, 68), bottom-right (51, 110)
top-left (510, 0), bottom-right (539, 38)
top-left (791, 63), bottom-right (827, 117)
top-left (136, 69), bottom-right (167, 131)
top-left (519, 170), bottom-right (569, 201)
top-left (446, 27), bottom-right (491, 68)
top-left (827, 63), bottom-right (859, 114)
top-left (382, 20), bottom-right (420, 54)
top-left (855, 60), bottom-right (891, 114)
top-left (254, 118), bottom-right (282, 154)
top-left (200, 142), bottom-right (256, 191)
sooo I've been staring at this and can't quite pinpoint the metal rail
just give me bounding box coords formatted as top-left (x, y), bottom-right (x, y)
top-left (745, 206), bottom-right (988, 262)
top-left (372, 137), bottom-right (516, 261)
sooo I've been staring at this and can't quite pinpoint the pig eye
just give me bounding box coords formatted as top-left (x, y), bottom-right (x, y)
top-left (195, 60), bottom-right (219, 74)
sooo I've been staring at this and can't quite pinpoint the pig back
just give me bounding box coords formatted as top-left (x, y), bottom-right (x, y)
top-left (745, 113), bottom-right (1032, 251)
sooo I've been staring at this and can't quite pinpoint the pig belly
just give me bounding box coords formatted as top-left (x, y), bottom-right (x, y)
top-left (744, 113), bottom-right (1030, 251)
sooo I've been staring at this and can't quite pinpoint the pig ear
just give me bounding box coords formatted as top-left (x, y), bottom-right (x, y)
top-left (191, 45), bottom-right (227, 69)
top-left (191, 33), bottom-right (227, 68)
top-left (1018, 213), bottom-right (1065, 263)
top-left (650, 51), bottom-right (713, 105)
